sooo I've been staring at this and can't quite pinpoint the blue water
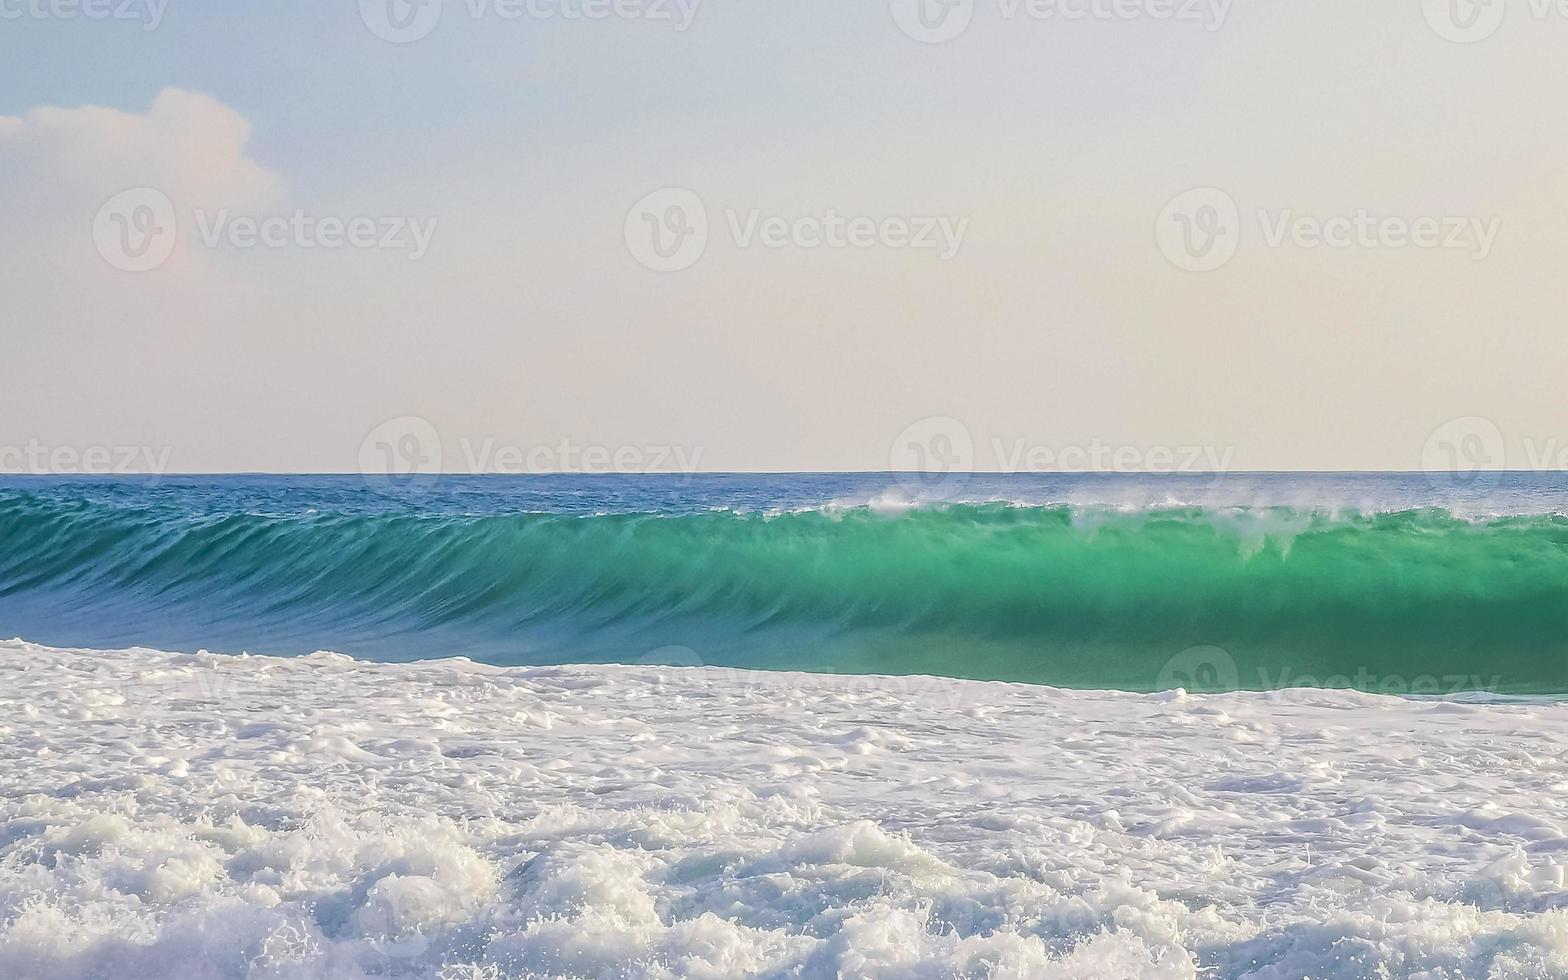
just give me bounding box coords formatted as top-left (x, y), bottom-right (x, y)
top-left (2, 472), bottom-right (1566, 692)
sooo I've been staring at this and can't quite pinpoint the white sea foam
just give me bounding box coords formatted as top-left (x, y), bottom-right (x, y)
top-left (2, 638), bottom-right (1567, 978)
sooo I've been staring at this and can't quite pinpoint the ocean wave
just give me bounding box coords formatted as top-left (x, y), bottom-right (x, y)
top-left (2, 488), bottom-right (1567, 691)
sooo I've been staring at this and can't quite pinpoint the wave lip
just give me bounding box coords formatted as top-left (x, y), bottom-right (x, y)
top-left (2, 481), bottom-right (1566, 692)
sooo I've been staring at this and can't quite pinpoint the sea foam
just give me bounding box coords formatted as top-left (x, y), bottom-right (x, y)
top-left (2, 638), bottom-right (1568, 978)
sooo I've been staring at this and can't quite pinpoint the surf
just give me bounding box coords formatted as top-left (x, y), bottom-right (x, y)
top-left (3, 480), bottom-right (1565, 693)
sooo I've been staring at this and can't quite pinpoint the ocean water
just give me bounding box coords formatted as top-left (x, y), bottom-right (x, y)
top-left (2, 471), bottom-right (1566, 694)
top-left (6, 476), bottom-right (1568, 978)
top-left (7, 639), bottom-right (1568, 979)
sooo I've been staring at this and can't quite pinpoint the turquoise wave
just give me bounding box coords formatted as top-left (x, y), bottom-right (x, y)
top-left (2, 492), bottom-right (1565, 693)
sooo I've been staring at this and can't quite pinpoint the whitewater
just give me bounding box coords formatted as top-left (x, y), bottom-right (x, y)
top-left (4, 474), bottom-right (1568, 693)
top-left (4, 638), bottom-right (1568, 979)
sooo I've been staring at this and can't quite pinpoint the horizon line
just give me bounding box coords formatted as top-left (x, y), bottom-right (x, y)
top-left (2, 470), bottom-right (1563, 478)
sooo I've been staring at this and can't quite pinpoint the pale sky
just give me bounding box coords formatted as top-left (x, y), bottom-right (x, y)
top-left (1, 1), bottom-right (1565, 473)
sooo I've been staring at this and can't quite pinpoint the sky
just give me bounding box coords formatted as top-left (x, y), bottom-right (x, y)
top-left (1, 0), bottom-right (1565, 475)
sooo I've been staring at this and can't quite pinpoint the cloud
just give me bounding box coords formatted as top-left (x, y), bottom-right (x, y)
top-left (0, 90), bottom-right (284, 464)
top-left (0, 87), bottom-right (280, 274)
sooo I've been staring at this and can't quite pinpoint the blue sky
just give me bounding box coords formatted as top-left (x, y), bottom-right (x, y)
top-left (1, 1), bottom-right (1565, 473)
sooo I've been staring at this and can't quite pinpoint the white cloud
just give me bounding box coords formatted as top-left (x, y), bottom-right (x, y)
top-left (0, 87), bottom-right (280, 271)
top-left (0, 90), bottom-right (285, 467)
